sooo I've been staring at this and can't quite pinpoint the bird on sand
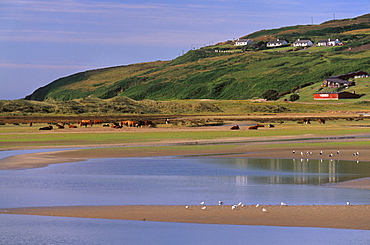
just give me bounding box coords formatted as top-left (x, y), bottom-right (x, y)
top-left (262, 208), bottom-right (267, 212)
top-left (200, 201), bottom-right (205, 205)
top-left (346, 201), bottom-right (350, 205)
top-left (201, 206), bottom-right (207, 210)
top-left (185, 206), bottom-right (189, 209)
top-left (219, 201), bottom-right (223, 205)
top-left (255, 204), bottom-right (260, 208)
top-left (280, 202), bottom-right (287, 206)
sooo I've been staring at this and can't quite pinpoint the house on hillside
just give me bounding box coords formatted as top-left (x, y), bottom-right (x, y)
top-left (317, 39), bottom-right (342, 46)
top-left (292, 39), bottom-right (314, 47)
top-left (314, 91), bottom-right (361, 100)
top-left (323, 71), bottom-right (368, 88)
top-left (266, 39), bottom-right (288, 48)
top-left (234, 39), bottom-right (252, 46)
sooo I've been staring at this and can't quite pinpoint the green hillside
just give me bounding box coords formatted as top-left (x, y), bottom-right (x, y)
top-left (25, 14), bottom-right (370, 102)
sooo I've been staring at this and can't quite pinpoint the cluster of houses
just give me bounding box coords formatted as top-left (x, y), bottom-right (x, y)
top-left (314, 71), bottom-right (368, 100)
top-left (234, 38), bottom-right (343, 48)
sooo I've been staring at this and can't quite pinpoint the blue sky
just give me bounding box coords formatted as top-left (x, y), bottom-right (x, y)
top-left (1, 0), bottom-right (369, 100)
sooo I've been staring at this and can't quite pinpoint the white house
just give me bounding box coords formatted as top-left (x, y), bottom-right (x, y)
top-left (292, 39), bottom-right (314, 47)
top-left (317, 39), bottom-right (341, 46)
top-left (234, 39), bottom-right (252, 46)
top-left (266, 39), bottom-right (288, 48)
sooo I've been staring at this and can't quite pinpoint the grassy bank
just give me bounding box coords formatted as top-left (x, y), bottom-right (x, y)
top-left (1, 118), bottom-right (369, 150)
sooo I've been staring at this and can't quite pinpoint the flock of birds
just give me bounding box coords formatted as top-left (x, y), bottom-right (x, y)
top-left (184, 201), bottom-right (290, 213)
top-left (185, 200), bottom-right (352, 212)
top-left (292, 150), bottom-right (361, 159)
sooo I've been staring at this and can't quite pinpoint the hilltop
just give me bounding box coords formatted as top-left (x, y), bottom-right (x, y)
top-left (23, 14), bottom-right (370, 103)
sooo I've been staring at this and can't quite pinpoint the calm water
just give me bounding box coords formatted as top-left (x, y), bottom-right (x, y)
top-left (1, 215), bottom-right (369, 245)
top-left (0, 151), bottom-right (369, 244)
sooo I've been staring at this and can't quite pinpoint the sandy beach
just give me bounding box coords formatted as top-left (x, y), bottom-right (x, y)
top-left (1, 204), bottom-right (369, 230)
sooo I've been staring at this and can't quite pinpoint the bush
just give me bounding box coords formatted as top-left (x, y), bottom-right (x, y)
top-left (262, 89), bottom-right (279, 100)
top-left (290, 94), bottom-right (300, 101)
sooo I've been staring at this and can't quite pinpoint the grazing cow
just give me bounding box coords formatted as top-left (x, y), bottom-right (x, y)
top-left (78, 120), bottom-right (93, 127)
top-left (57, 125), bottom-right (65, 129)
top-left (29, 122), bottom-right (33, 127)
top-left (94, 120), bottom-right (103, 125)
top-left (68, 124), bottom-right (77, 128)
top-left (317, 118), bottom-right (326, 124)
top-left (121, 120), bottom-right (136, 127)
top-left (302, 119), bottom-right (311, 124)
top-left (248, 125), bottom-right (258, 130)
top-left (256, 124), bottom-right (264, 127)
top-left (230, 125), bottom-right (240, 130)
top-left (39, 126), bottom-right (53, 130)
top-left (79, 120), bottom-right (93, 127)
top-left (268, 124), bottom-right (275, 128)
top-left (143, 120), bottom-right (154, 126)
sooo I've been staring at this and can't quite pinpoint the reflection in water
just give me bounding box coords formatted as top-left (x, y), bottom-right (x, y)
top-left (230, 157), bottom-right (368, 186)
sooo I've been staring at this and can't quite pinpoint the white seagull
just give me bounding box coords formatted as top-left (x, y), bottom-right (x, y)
top-left (200, 201), bottom-right (205, 205)
top-left (262, 208), bottom-right (267, 212)
top-left (280, 202), bottom-right (287, 206)
top-left (185, 205), bottom-right (189, 209)
top-left (201, 206), bottom-right (207, 210)
top-left (255, 204), bottom-right (260, 208)
top-left (218, 201), bottom-right (223, 206)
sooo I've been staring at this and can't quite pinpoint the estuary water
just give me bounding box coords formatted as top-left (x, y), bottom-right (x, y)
top-left (0, 152), bottom-right (369, 244)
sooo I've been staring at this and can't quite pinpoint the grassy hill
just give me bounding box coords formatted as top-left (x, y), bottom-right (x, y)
top-left (24, 14), bottom-right (370, 103)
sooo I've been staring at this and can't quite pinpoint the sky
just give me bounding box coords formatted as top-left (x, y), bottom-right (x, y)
top-left (1, 0), bottom-right (369, 100)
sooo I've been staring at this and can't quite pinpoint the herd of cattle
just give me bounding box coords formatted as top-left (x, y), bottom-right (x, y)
top-left (229, 118), bottom-right (326, 130)
top-left (37, 118), bottom-right (326, 130)
top-left (38, 119), bottom-right (155, 130)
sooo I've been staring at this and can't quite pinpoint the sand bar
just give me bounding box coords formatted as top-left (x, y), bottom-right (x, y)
top-left (1, 205), bottom-right (369, 230)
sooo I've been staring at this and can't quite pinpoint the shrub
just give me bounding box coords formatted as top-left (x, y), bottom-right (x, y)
top-left (262, 89), bottom-right (279, 100)
top-left (290, 94), bottom-right (300, 101)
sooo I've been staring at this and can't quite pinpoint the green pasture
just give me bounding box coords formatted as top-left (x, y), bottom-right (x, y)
top-left (1, 119), bottom-right (369, 150)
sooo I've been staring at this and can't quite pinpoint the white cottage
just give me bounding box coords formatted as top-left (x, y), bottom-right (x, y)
top-left (292, 39), bottom-right (314, 47)
top-left (266, 39), bottom-right (288, 48)
top-left (317, 39), bottom-right (341, 46)
top-left (234, 39), bottom-right (252, 46)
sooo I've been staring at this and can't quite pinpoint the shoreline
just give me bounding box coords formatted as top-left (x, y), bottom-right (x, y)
top-left (1, 205), bottom-right (369, 230)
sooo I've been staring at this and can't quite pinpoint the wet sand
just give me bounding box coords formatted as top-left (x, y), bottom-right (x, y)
top-left (1, 205), bottom-right (369, 230)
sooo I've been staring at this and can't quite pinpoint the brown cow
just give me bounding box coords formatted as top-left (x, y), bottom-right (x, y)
top-left (125, 120), bottom-right (137, 127)
top-left (94, 120), bottom-right (103, 125)
top-left (230, 125), bottom-right (240, 130)
top-left (317, 118), bottom-right (326, 124)
top-left (79, 120), bottom-right (93, 127)
top-left (248, 125), bottom-right (258, 130)
top-left (68, 124), bottom-right (77, 128)
top-left (302, 119), bottom-right (311, 124)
